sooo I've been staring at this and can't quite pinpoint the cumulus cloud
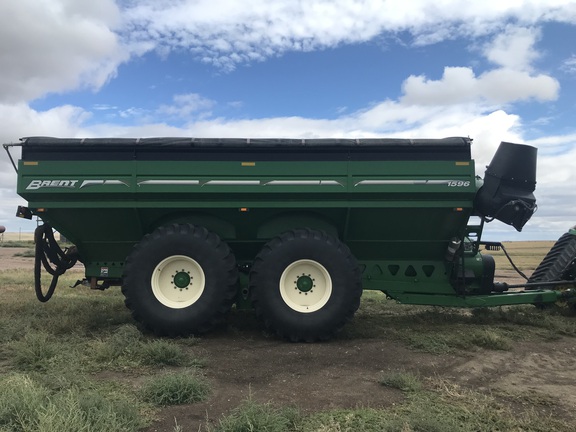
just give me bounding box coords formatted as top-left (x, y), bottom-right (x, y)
top-left (402, 67), bottom-right (559, 105)
top-left (0, 0), bottom-right (127, 103)
top-left (1, 0), bottom-right (573, 101)
top-left (484, 26), bottom-right (541, 70)
top-left (402, 27), bottom-right (560, 106)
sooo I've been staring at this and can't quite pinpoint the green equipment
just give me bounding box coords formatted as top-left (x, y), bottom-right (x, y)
top-left (4, 136), bottom-right (576, 341)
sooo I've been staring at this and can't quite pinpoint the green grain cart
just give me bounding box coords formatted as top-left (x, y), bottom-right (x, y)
top-left (4, 136), bottom-right (576, 341)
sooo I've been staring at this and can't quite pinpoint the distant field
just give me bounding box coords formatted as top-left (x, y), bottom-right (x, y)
top-left (489, 241), bottom-right (555, 273)
top-left (1, 231), bottom-right (35, 242)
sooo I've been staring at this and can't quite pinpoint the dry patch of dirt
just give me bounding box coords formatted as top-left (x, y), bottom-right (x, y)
top-left (143, 324), bottom-right (576, 431)
top-left (0, 247), bottom-right (35, 270)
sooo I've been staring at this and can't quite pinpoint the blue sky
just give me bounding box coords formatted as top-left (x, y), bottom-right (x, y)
top-left (2, 0), bottom-right (576, 240)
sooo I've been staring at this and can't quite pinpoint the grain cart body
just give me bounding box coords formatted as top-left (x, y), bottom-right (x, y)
top-left (6, 136), bottom-right (573, 340)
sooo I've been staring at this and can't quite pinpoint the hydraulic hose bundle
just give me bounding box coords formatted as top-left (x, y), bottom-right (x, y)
top-left (34, 224), bottom-right (78, 302)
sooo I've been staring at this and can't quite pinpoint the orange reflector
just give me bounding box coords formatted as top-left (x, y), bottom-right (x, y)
top-left (37, 208), bottom-right (46, 212)
top-left (455, 162), bottom-right (469, 166)
top-left (241, 162), bottom-right (256, 166)
top-left (454, 208), bottom-right (463, 212)
top-left (23, 161), bottom-right (39, 166)
top-left (239, 208), bottom-right (249, 212)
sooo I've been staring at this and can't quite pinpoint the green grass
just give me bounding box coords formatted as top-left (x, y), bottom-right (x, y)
top-left (206, 382), bottom-right (573, 432)
top-left (379, 371), bottom-right (422, 392)
top-left (0, 240), bottom-right (34, 248)
top-left (0, 271), bottom-right (208, 430)
top-left (1, 259), bottom-right (575, 432)
top-left (0, 373), bottom-right (146, 432)
top-left (341, 291), bottom-right (576, 353)
top-left (207, 399), bottom-right (299, 432)
top-left (141, 371), bottom-right (211, 406)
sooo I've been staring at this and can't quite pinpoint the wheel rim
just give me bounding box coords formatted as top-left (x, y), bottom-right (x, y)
top-left (151, 255), bottom-right (205, 309)
top-left (279, 259), bottom-right (332, 313)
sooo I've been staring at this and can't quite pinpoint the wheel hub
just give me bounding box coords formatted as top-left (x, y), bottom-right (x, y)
top-left (173, 270), bottom-right (191, 289)
top-left (295, 274), bottom-right (314, 293)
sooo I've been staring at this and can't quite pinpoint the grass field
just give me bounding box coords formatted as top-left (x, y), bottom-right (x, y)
top-left (0, 241), bottom-right (575, 431)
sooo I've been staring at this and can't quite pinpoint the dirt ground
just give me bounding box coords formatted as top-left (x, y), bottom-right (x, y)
top-left (2, 246), bottom-right (575, 431)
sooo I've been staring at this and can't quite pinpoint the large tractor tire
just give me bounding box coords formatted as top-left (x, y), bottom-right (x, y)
top-left (249, 229), bottom-right (362, 342)
top-left (122, 224), bottom-right (238, 336)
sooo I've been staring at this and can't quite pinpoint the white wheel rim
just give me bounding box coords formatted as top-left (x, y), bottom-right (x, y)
top-left (279, 259), bottom-right (332, 313)
top-left (151, 255), bottom-right (205, 309)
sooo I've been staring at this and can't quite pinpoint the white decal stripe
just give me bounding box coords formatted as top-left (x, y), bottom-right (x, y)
top-left (138, 180), bottom-right (200, 186)
top-left (265, 180), bottom-right (343, 186)
top-left (136, 179), bottom-right (344, 187)
top-left (204, 180), bottom-right (261, 186)
top-left (80, 180), bottom-right (129, 188)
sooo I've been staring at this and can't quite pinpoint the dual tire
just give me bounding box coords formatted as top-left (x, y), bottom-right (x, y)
top-left (122, 225), bottom-right (362, 340)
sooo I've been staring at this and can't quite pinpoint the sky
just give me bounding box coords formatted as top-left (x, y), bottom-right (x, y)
top-left (1, 0), bottom-right (576, 241)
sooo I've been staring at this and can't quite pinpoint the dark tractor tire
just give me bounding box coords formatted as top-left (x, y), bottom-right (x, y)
top-left (122, 224), bottom-right (238, 336)
top-left (528, 232), bottom-right (576, 288)
top-left (249, 228), bottom-right (362, 342)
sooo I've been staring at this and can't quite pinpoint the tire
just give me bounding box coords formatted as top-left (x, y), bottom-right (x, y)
top-left (122, 224), bottom-right (238, 336)
top-left (249, 229), bottom-right (362, 342)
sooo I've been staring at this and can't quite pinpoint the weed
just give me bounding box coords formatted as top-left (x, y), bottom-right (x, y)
top-left (300, 383), bottom-right (573, 432)
top-left (467, 328), bottom-right (511, 350)
top-left (380, 371), bottom-right (422, 392)
top-left (207, 398), bottom-right (299, 432)
top-left (141, 371), bottom-right (210, 406)
top-left (0, 374), bottom-right (49, 430)
top-left (0, 373), bottom-right (145, 432)
top-left (138, 340), bottom-right (190, 366)
top-left (8, 331), bottom-right (63, 372)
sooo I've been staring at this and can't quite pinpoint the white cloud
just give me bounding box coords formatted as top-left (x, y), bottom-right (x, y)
top-left (157, 93), bottom-right (216, 119)
top-left (1, 0), bottom-right (574, 102)
top-left (561, 54), bottom-right (576, 74)
top-left (484, 26), bottom-right (541, 70)
top-left (403, 67), bottom-right (559, 105)
top-left (120, 0), bottom-right (576, 70)
top-left (402, 27), bottom-right (560, 106)
top-left (0, 0), bottom-right (127, 103)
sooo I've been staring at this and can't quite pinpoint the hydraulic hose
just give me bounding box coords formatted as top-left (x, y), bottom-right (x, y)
top-left (34, 224), bottom-right (78, 302)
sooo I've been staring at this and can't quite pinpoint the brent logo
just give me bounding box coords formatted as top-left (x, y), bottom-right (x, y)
top-left (26, 180), bottom-right (79, 190)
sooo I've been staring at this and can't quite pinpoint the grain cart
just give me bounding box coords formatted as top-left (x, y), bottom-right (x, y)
top-left (4, 136), bottom-right (576, 341)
